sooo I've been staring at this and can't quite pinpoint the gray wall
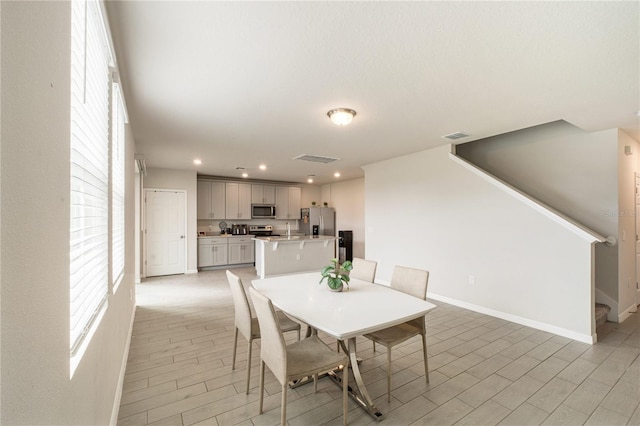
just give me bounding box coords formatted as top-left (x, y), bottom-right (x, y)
top-left (1, 2), bottom-right (136, 423)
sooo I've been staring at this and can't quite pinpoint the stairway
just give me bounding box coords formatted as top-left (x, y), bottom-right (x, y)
top-left (595, 303), bottom-right (611, 328)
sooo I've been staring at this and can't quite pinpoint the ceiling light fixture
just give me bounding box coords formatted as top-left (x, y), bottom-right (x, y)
top-left (193, 159), bottom-right (202, 165)
top-left (259, 164), bottom-right (267, 170)
top-left (334, 172), bottom-right (341, 178)
top-left (327, 108), bottom-right (356, 126)
top-left (307, 174), bottom-right (315, 183)
top-left (242, 172), bottom-right (249, 178)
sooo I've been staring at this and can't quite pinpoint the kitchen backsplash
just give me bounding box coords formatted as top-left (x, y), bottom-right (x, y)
top-left (197, 218), bottom-right (300, 234)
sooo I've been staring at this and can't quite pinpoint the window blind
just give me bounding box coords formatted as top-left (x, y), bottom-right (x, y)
top-left (70, 0), bottom-right (112, 356)
top-left (112, 82), bottom-right (125, 288)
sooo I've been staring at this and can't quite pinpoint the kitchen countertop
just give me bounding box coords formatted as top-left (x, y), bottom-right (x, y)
top-left (198, 234), bottom-right (253, 238)
top-left (253, 235), bottom-right (337, 243)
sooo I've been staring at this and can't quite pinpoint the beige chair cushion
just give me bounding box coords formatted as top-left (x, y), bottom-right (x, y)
top-left (349, 258), bottom-right (377, 283)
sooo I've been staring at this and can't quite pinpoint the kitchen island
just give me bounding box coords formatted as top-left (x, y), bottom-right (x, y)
top-left (253, 235), bottom-right (337, 279)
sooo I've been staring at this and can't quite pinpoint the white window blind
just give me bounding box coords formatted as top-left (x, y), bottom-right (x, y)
top-left (70, 0), bottom-right (112, 357)
top-left (112, 82), bottom-right (126, 289)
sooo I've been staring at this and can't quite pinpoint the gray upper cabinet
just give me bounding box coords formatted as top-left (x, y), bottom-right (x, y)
top-left (197, 181), bottom-right (226, 220)
top-left (251, 184), bottom-right (276, 204)
top-left (226, 182), bottom-right (252, 219)
top-left (275, 186), bottom-right (301, 220)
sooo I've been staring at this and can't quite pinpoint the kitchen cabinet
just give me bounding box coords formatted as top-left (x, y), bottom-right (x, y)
top-left (251, 184), bottom-right (276, 204)
top-left (198, 237), bottom-right (228, 267)
top-left (228, 236), bottom-right (255, 264)
top-left (275, 186), bottom-right (302, 220)
top-left (197, 181), bottom-right (226, 220)
top-left (225, 182), bottom-right (251, 219)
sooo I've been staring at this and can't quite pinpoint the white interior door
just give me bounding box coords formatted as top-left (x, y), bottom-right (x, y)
top-left (636, 174), bottom-right (640, 305)
top-left (145, 189), bottom-right (186, 277)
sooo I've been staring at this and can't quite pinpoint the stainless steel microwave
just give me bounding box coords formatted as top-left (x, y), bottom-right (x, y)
top-left (252, 204), bottom-right (276, 219)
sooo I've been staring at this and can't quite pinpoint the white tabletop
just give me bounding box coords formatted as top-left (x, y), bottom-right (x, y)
top-left (252, 272), bottom-right (436, 340)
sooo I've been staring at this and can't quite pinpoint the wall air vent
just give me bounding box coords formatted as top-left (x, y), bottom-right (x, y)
top-left (442, 131), bottom-right (470, 141)
top-left (293, 154), bottom-right (340, 163)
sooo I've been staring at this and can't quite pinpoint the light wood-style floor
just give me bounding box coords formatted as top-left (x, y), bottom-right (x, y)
top-left (118, 267), bottom-right (640, 426)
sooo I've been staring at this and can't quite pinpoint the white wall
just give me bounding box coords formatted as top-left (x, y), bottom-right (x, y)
top-left (618, 130), bottom-right (639, 319)
top-left (321, 178), bottom-right (366, 258)
top-left (1, 2), bottom-right (136, 423)
top-left (300, 183), bottom-right (321, 208)
top-left (144, 167), bottom-right (198, 273)
top-left (456, 121), bottom-right (620, 306)
top-left (363, 145), bottom-right (596, 342)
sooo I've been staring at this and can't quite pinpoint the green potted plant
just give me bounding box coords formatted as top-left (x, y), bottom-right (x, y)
top-left (319, 258), bottom-right (353, 292)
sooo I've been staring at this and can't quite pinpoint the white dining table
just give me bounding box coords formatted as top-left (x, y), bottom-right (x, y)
top-left (251, 272), bottom-right (437, 420)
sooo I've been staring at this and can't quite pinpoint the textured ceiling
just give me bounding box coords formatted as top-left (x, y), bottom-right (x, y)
top-left (105, 1), bottom-right (639, 185)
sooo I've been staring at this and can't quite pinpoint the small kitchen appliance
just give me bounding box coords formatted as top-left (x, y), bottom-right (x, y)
top-left (231, 224), bottom-right (248, 235)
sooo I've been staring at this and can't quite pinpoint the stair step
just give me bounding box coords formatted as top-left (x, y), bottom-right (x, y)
top-left (595, 303), bottom-right (611, 327)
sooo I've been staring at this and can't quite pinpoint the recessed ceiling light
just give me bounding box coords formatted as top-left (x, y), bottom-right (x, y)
top-left (193, 159), bottom-right (202, 165)
top-left (334, 172), bottom-right (341, 178)
top-left (259, 164), bottom-right (267, 170)
top-left (327, 108), bottom-right (356, 126)
top-left (307, 174), bottom-right (315, 183)
top-left (241, 173), bottom-right (249, 178)
top-left (307, 178), bottom-right (314, 183)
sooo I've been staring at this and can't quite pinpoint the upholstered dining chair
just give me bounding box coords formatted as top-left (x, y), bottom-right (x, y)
top-left (363, 265), bottom-right (430, 402)
top-left (349, 257), bottom-right (377, 283)
top-left (226, 270), bottom-right (301, 394)
top-left (336, 257), bottom-right (378, 351)
top-left (249, 287), bottom-right (350, 426)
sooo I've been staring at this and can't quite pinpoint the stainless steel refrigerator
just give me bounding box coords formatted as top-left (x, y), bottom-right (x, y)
top-left (300, 207), bottom-right (335, 236)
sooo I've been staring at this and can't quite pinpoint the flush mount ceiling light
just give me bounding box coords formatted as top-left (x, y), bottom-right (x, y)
top-left (327, 108), bottom-right (356, 126)
top-left (307, 174), bottom-right (315, 183)
top-left (193, 159), bottom-right (202, 165)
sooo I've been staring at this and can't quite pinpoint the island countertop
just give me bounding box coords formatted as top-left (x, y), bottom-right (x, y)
top-left (252, 235), bottom-right (337, 243)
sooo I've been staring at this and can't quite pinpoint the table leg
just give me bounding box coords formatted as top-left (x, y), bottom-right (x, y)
top-left (329, 338), bottom-right (383, 421)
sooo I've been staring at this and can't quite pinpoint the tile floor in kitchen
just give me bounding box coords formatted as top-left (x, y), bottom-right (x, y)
top-left (118, 267), bottom-right (639, 425)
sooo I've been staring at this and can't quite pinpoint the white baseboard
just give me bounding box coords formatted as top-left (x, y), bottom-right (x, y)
top-left (110, 303), bottom-right (136, 425)
top-left (186, 269), bottom-right (198, 274)
top-left (427, 292), bottom-right (594, 345)
top-left (618, 303), bottom-right (638, 323)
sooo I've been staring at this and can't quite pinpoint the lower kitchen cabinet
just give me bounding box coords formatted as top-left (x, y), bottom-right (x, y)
top-left (198, 237), bottom-right (229, 267)
top-left (198, 236), bottom-right (254, 268)
top-left (228, 237), bottom-right (254, 265)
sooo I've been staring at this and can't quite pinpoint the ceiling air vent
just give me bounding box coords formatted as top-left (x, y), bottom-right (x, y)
top-left (442, 131), bottom-right (470, 141)
top-left (293, 154), bottom-right (340, 163)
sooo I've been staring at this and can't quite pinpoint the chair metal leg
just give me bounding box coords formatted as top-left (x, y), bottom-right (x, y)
top-left (373, 341), bottom-right (377, 352)
top-left (281, 383), bottom-right (287, 426)
top-left (231, 328), bottom-right (238, 370)
top-left (259, 361), bottom-right (265, 414)
top-left (343, 361), bottom-right (349, 426)
top-left (387, 348), bottom-right (392, 402)
top-left (245, 338), bottom-right (253, 394)
top-left (421, 333), bottom-right (429, 384)
top-left (313, 374), bottom-right (318, 393)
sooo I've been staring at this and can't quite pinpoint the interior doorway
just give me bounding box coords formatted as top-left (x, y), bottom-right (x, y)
top-left (145, 189), bottom-right (187, 277)
top-left (635, 173), bottom-right (640, 306)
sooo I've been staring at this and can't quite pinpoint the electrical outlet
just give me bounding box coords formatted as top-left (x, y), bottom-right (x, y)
top-left (469, 275), bottom-right (475, 285)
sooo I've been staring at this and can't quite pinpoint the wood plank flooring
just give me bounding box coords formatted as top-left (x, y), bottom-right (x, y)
top-left (118, 267), bottom-right (640, 425)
